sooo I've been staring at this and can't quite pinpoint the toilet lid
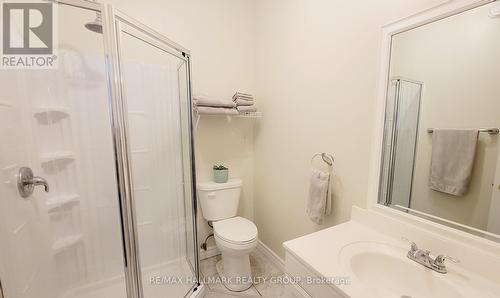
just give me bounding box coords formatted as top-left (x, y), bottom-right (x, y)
top-left (214, 217), bottom-right (257, 244)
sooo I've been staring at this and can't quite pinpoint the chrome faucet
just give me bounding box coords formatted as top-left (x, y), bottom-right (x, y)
top-left (17, 167), bottom-right (50, 198)
top-left (402, 237), bottom-right (459, 274)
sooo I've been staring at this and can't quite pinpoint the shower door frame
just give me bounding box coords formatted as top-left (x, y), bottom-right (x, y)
top-left (379, 77), bottom-right (423, 209)
top-left (43, 1), bottom-right (200, 297)
top-left (101, 5), bottom-right (200, 298)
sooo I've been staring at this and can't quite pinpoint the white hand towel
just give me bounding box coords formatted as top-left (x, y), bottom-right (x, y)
top-left (307, 168), bottom-right (332, 224)
top-left (195, 106), bottom-right (239, 115)
top-left (234, 96), bottom-right (254, 102)
top-left (232, 92), bottom-right (253, 100)
top-left (429, 129), bottom-right (479, 196)
top-left (237, 105), bottom-right (257, 112)
top-left (194, 95), bottom-right (236, 108)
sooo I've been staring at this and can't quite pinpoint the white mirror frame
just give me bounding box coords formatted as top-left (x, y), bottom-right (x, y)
top-left (367, 0), bottom-right (500, 242)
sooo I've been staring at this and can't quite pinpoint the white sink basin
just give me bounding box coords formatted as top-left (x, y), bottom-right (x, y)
top-left (339, 241), bottom-right (498, 298)
top-left (348, 249), bottom-right (462, 297)
top-left (283, 211), bottom-right (500, 298)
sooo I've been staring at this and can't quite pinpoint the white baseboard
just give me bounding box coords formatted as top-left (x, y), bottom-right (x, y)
top-left (257, 240), bottom-right (310, 298)
top-left (199, 245), bottom-right (220, 260)
top-left (256, 240), bottom-right (285, 273)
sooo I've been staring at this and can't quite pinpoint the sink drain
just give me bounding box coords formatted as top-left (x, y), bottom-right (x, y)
top-left (401, 296), bottom-right (412, 298)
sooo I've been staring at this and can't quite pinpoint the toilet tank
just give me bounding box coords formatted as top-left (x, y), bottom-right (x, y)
top-left (198, 179), bottom-right (242, 221)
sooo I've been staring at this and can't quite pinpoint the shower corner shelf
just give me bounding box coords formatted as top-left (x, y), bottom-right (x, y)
top-left (34, 107), bottom-right (70, 122)
top-left (0, 100), bottom-right (13, 108)
top-left (46, 194), bottom-right (80, 212)
top-left (40, 151), bottom-right (76, 164)
top-left (52, 234), bottom-right (84, 254)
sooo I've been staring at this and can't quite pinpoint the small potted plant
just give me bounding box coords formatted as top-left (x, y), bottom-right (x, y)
top-left (213, 165), bottom-right (229, 183)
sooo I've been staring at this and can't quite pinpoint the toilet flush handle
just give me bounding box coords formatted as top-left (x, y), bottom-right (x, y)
top-left (208, 192), bottom-right (216, 199)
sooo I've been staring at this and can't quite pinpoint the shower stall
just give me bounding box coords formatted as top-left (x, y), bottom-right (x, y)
top-left (0, 1), bottom-right (199, 298)
top-left (379, 78), bottom-right (423, 209)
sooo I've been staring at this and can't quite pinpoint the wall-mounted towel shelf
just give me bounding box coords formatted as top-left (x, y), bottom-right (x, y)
top-left (194, 111), bottom-right (262, 130)
top-left (427, 128), bottom-right (499, 135)
top-left (195, 111), bottom-right (262, 118)
top-left (236, 111), bottom-right (262, 118)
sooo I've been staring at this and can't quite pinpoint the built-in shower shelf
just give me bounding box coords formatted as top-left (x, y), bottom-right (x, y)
top-left (2, 163), bottom-right (19, 172)
top-left (34, 107), bottom-right (70, 122)
top-left (128, 111), bottom-right (146, 116)
top-left (0, 100), bottom-right (13, 108)
top-left (52, 234), bottom-right (84, 254)
top-left (66, 77), bottom-right (102, 88)
top-left (131, 149), bottom-right (149, 154)
top-left (40, 151), bottom-right (75, 165)
top-left (46, 194), bottom-right (80, 212)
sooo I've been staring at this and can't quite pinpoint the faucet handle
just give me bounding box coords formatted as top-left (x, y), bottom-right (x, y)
top-left (434, 255), bottom-right (460, 265)
top-left (401, 237), bottom-right (418, 253)
top-left (432, 255), bottom-right (460, 274)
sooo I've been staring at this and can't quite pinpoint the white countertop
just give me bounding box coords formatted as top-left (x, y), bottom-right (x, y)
top-left (282, 207), bottom-right (500, 298)
top-left (283, 220), bottom-right (403, 297)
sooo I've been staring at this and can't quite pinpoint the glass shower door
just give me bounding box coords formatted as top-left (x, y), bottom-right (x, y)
top-left (114, 17), bottom-right (198, 298)
top-left (0, 3), bottom-right (127, 298)
top-left (380, 78), bottom-right (422, 208)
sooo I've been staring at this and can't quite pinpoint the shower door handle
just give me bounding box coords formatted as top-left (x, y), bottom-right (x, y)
top-left (17, 167), bottom-right (50, 198)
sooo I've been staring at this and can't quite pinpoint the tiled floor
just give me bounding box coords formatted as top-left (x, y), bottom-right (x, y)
top-left (200, 250), bottom-right (301, 298)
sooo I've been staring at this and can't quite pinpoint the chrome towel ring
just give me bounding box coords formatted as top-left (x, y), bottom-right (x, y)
top-left (311, 153), bottom-right (334, 167)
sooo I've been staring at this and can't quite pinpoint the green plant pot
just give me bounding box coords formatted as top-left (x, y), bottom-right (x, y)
top-left (213, 169), bottom-right (229, 183)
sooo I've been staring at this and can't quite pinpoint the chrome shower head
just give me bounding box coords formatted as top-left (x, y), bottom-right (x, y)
top-left (490, 5), bottom-right (500, 18)
top-left (85, 13), bottom-right (102, 33)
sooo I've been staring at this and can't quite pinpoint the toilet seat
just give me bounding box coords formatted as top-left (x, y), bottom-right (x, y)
top-left (214, 217), bottom-right (257, 245)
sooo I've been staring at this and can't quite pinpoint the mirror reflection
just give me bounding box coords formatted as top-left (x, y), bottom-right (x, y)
top-left (379, 2), bottom-right (500, 236)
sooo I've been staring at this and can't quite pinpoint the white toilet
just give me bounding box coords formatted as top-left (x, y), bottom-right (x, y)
top-left (198, 179), bottom-right (258, 292)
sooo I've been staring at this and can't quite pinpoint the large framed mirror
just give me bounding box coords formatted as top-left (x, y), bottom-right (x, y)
top-left (377, 0), bottom-right (500, 241)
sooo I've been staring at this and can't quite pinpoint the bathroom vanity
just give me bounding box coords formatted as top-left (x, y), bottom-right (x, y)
top-left (283, 207), bottom-right (500, 298)
top-left (283, 0), bottom-right (500, 297)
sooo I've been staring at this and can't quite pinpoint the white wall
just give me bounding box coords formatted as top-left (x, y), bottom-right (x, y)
top-left (108, 0), bottom-right (257, 253)
top-left (253, 0), bottom-right (449, 258)
top-left (390, 2), bottom-right (500, 230)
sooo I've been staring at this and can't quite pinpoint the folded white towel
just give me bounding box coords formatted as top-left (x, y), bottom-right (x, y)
top-left (233, 97), bottom-right (253, 102)
top-left (234, 98), bottom-right (254, 106)
top-left (194, 94), bottom-right (236, 108)
top-left (237, 105), bottom-right (257, 112)
top-left (429, 129), bottom-right (479, 196)
top-left (307, 168), bottom-right (332, 224)
top-left (232, 92), bottom-right (253, 100)
top-left (196, 106), bottom-right (239, 115)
